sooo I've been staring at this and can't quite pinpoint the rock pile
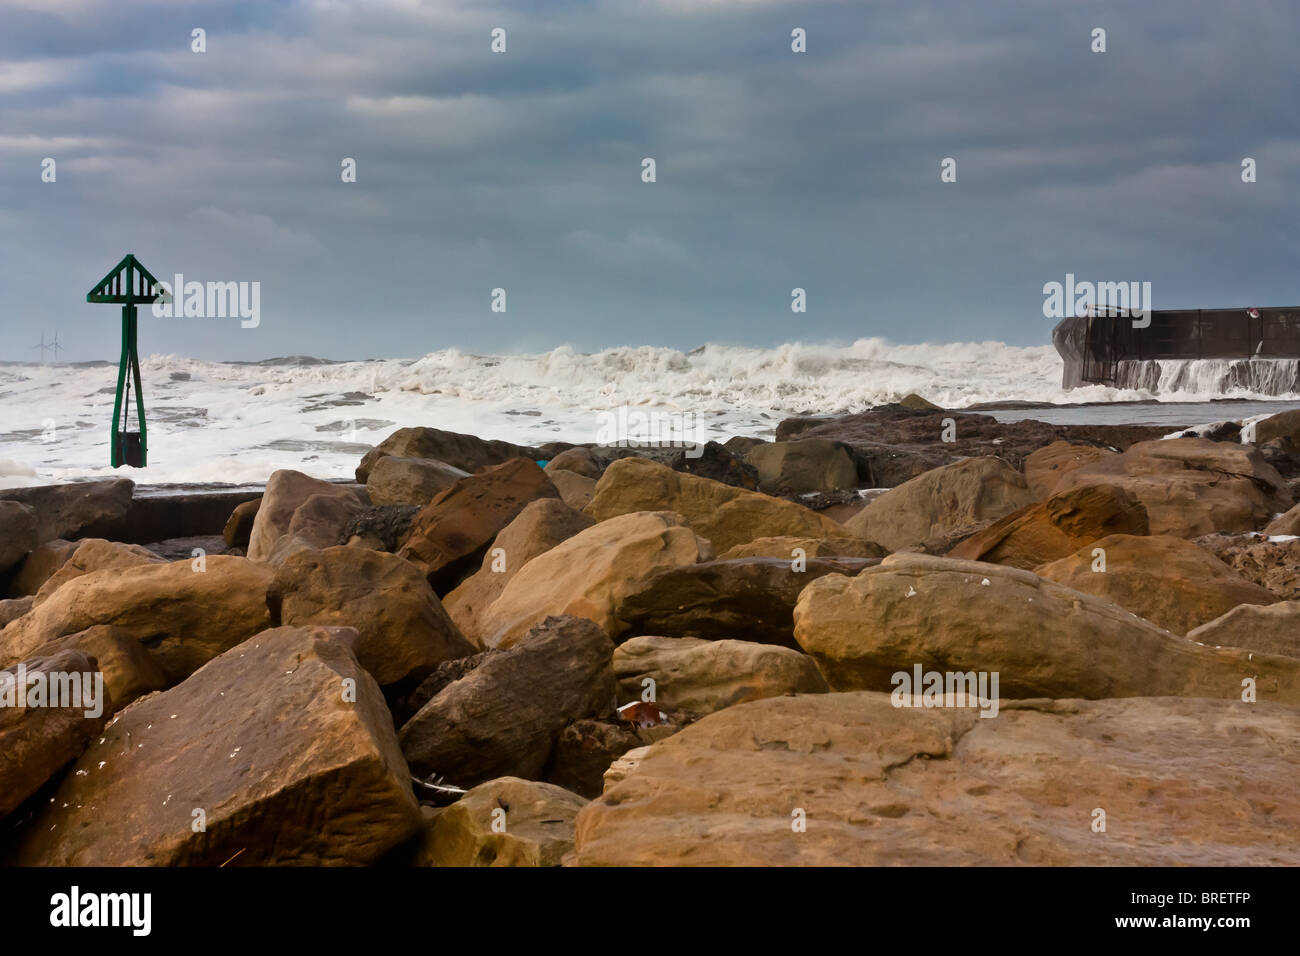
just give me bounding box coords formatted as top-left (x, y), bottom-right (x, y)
top-left (2, 405), bottom-right (1298, 865)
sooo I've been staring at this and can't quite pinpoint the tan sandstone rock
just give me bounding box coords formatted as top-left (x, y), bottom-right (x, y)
top-left (247, 470), bottom-right (365, 561)
top-left (476, 511), bottom-right (713, 650)
top-left (791, 553), bottom-right (1300, 703)
top-left (8, 538), bottom-right (78, 598)
top-left (613, 636), bottom-right (827, 715)
top-left (946, 484), bottom-right (1148, 570)
top-left (399, 616), bottom-right (615, 786)
top-left (0, 555), bottom-right (273, 681)
top-left (29, 624), bottom-right (167, 713)
top-left (33, 538), bottom-right (165, 605)
top-left (356, 426), bottom-right (536, 483)
top-left (843, 457), bottom-right (1036, 552)
top-left (586, 457), bottom-right (846, 553)
top-left (270, 490), bottom-right (368, 563)
top-left (1187, 601), bottom-right (1300, 659)
top-left (366, 455), bottom-right (470, 507)
top-left (572, 692), bottom-right (1300, 865)
top-left (544, 447), bottom-right (602, 479)
top-left (1022, 441), bottom-right (1117, 498)
top-left (614, 555), bottom-right (877, 648)
top-left (549, 469), bottom-right (597, 510)
top-left (745, 439), bottom-right (859, 495)
top-left (0, 479), bottom-right (133, 544)
top-left (10, 625), bottom-right (420, 865)
top-left (1034, 534), bottom-right (1277, 634)
top-left (442, 499), bottom-right (594, 645)
top-left (0, 649), bottom-right (109, 819)
top-left (1254, 408), bottom-right (1300, 446)
top-left (272, 546), bottom-right (473, 689)
top-left (397, 457), bottom-right (559, 593)
top-left (415, 777), bottom-right (588, 867)
top-left (1052, 437), bottom-right (1292, 537)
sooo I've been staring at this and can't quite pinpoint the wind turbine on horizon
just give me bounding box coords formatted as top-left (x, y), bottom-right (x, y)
top-left (31, 331), bottom-right (64, 365)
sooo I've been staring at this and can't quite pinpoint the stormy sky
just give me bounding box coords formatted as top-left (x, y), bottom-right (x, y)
top-left (1, 0), bottom-right (1298, 362)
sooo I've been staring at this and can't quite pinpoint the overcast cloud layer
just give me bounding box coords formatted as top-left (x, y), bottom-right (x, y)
top-left (1, 0), bottom-right (1298, 362)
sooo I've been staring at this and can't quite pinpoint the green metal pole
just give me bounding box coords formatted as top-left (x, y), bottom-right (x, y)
top-left (94, 254), bottom-right (155, 468)
top-left (129, 305), bottom-right (146, 466)
top-left (111, 303), bottom-right (129, 468)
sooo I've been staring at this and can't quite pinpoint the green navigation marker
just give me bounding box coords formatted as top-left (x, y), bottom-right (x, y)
top-left (86, 254), bottom-right (170, 468)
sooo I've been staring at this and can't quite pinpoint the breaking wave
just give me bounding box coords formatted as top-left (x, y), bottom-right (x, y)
top-left (2, 338), bottom-right (1298, 486)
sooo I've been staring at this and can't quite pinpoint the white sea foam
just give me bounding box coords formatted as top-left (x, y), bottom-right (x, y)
top-left (1, 338), bottom-right (1297, 487)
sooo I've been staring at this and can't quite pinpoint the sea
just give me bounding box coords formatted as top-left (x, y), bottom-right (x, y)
top-left (1, 338), bottom-right (1297, 490)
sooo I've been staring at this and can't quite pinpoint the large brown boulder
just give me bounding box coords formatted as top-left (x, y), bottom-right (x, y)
top-left (1253, 408), bottom-right (1300, 446)
top-left (366, 455), bottom-right (470, 507)
top-left (29, 624), bottom-right (167, 713)
top-left (8, 538), bottom-right (77, 598)
top-left (9, 625), bottom-right (420, 865)
top-left (476, 511), bottom-right (713, 650)
top-left (544, 447), bottom-right (601, 479)
top-left (269, 490), bottom-right (367, 564)
top-left (356, 426), bottom-right (536, 483)
top-left (1187, 601), bottom-right (1300, 659)
top-left (442, 499), bottom-right (594, 645)
top-left (0, 649), bottom-right (109, 819)
top-left (1034, 534), bottom-right (1277, 634)
top-left (946, 484), bottom-right (1149, 570)
top-left (792, 553), bottom-right (1300, 703)
top-left (272, 547), bottom-right (473, 690)
top-left (414, 777), bottom-right (588, 867)
top-left (843, 457), bottom-right (1036, 552)
top-left (586, 458), bottom-right (846, 553)
top-left (397, 457), bottom-right (559, 593)
top-left (0, 555), bottom-right (273, 681)
top-left (1052, 437), bottom-right (1292, 537)
top-left (572, 692), bottom-right (1300, 865)
top-left (32, 538), bottom-right (164, 604)
top-left (614, 555), bottom-right (877, 648)
top-left (0, 479), bottom-right (134, 543)
top-left (0, 501), bottom-right (38, 575)
top-left (613, 636), bottom-right (827, 715)
top-left (399, 615), bottom-right (615, 786)
top-left (745, 439), bottom-right (858, 494)
top-left (246, 470), bottom-right (364, 561)
top-left (1022, 441), bottom-right (1117, 498)
top-left (549, 469), bottom-right (597, 510)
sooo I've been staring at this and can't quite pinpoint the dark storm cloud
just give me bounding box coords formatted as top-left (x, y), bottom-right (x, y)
top-left (1, 0), bottom-right (1298, 361)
